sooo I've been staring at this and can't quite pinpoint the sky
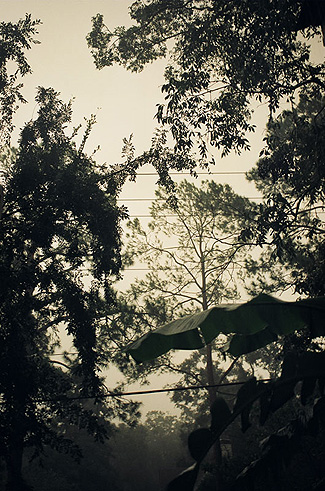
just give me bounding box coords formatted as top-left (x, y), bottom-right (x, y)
top-left (2, 0), bottom-right (268, 200)
top-left (2, 1), bottom-right (324, 415)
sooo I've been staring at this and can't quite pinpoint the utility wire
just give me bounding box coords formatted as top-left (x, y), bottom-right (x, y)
top-left (117, 197), bottom-right (263, 201)
top-left (0, 379), bottom-right (272, 405)
top-left (135, 172), bottom-right (247, 176)
top-left (122, 267), bottom-right (246, 271)
top-left (125, 212), bottom-right (325, 218)
top-left (101, 379), bottom-right (273, 398)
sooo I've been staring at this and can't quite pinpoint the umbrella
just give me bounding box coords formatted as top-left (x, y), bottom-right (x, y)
top-left (126, 293), bottom-right (325, 362)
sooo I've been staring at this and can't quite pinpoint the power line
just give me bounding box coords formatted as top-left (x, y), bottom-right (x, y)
top-left (117, 197), bottom-right (263, 201)
top-left (126, 211), bottom-right (325, 218)
top-left (0, 379), bottom-right (272, 405)
top-left (121, 266), bottom-right (246, 271)
top-left (135, 172), bottom-right (247, 176)
top-left (127, 215), bottom-right (173, 218)
top-left (104, 379), bottom-right (273, 398)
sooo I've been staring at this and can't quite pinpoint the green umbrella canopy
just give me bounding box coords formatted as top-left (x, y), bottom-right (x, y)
top-left (126, 294), bottom-right (325, 362)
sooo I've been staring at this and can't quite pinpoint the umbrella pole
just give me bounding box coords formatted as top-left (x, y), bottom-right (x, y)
top-left (206, 343), bottom-right (222, 490)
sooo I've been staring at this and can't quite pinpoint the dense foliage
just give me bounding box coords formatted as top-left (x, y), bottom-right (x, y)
top-left (1, 5), bottom-right (325, 490)
top-left (168, 350), bottom-right (325, 490)
top-left (0, 85), bottom-right (142, 490)
top-left (2, 411), bottom-right (188, 491)
top-left (87, 0), bottom-right (325, 160)
top-left (87, 1), bottom-right (325, 303)
top-left (246, 86), bottom-right (325, 297)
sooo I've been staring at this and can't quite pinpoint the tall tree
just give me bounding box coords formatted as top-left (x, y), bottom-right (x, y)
top-left (0, 87), bottom-right (139, 491)
top-left (87, 0), bottom-right (325, 162)
top-left (110, 180), bottom-right (256, 487)
top-left (121, 180), bottom-right (255, 395)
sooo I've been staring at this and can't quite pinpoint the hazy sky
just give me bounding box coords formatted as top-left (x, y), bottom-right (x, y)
top-left (2, 0), bottom-right (268, 199)
top-left (2, 1), bottom-right (164, 158)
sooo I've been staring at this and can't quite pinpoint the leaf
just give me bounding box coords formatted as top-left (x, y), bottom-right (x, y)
top-left (126, 294), bottom-right (325, 362)
top-left (210, 396), bottom-right (232, 435)
top-left (280, 351), bottom-right (298, 380)
top-left (267, 351), bottom-right (298, 412)
top-left (187, 428), bottom-right (213, 462)
top-left (259, 385), bottom-right (271, 425)
top-left (229, 328), bottom-right (278, 357)
top-left (297, 351), bottom-right (325, 379)
top-left (270, 379), bottom-right (295, 413)
top-left (318, 377), bottom-right (325, 395)
top-left (308, 397), bottom-right (325, 437)
top-left (166, 463), bottom-right (199, 491)
top-left (236, 458), bottom-right (265, 490)
top-left (233, 377), bottom-right (259, 432)
top-left (301, 377), bottom-right (317, 405)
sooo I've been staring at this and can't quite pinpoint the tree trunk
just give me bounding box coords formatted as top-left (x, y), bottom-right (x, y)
top-left (6, 433), bottom-right (26, 491)
top-left (5, 400), bottom-right (30, 491)
top-left (206, 343), bottom-right (222, 490)
top-left (201, 248), bottom-right (222, 489)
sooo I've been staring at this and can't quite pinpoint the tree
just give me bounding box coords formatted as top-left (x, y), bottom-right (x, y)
top-left (0, 86), bottom-right (140, 491)
top-left (109, 179), bottom-right (257, 487)
top-left (121, 179), bottom-right (255, 392)
top-left (0, 14), bottom-right (41, 147)
top-left (87, 1), bottom-right (325, 298)
top-left (245, 86), bottom-right (325, 298)
top-left (87, 0), bottom-right (325, 162)
top-left (20, 419), bottom-right (122, 491)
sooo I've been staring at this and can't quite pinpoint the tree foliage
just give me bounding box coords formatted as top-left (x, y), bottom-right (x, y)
top-left (111, 180), bottom-right (266, 487)
top-left (19, 416), bottom-right (122, 491)
top-left (0, 15), bottom-right (41, 146)
top-left (245, 86), bottom-right (325, 297)
top-left (128, 295), bottom-right (325, 490)
top-left (0, 86), bottom-right (140, 490)
top-left (87, 0), bottom-right (325, 160)
top-left (112, 411), bottom-right (189, 491)
top-left (124, 180), bottom-right (254, 311)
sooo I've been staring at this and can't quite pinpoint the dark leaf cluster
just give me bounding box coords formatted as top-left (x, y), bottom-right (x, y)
top-left (168, 350), bottom-right (325, 490)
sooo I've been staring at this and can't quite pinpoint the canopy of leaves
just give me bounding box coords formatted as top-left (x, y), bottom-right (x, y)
top-left (167, 343), bottom-right (325, 490)
top-left (124, 180), bottom-right (254, 311)
top-left (87, 0), bottom-right (325, 159)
